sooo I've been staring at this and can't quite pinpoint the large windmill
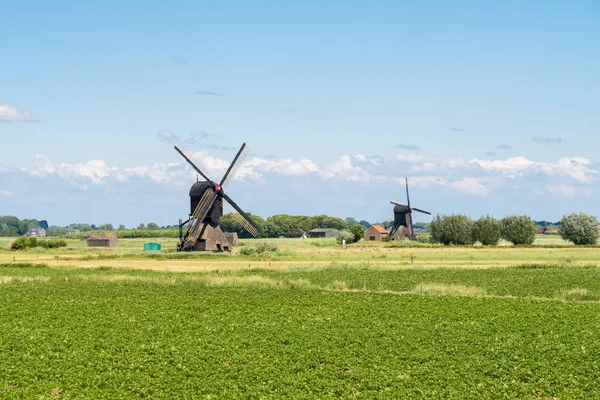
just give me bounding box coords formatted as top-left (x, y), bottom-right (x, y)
top-left (389, 177), bottom-right (431, 241)
top-left (174, 142), bottom-right (260, 252)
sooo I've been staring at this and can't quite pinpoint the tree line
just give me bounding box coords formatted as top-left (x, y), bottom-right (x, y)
top-left (429, 212), bottom-right (598, 246)
top-left (0, 214), bottom-right (377, 239)
top-left (1, 212), bottom-right (595, 245)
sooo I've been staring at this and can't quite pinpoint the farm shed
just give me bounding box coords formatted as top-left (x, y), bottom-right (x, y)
top-left (87, 233), bottom-right (118, 248)
top-left (307, 228), bottom-right (339, 238)
top-left (364, 225), bottom-right (389, 241)
top-left (225, 232), bottom-right (239, 245)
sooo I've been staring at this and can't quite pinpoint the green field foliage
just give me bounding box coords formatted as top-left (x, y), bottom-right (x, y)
top-left (2, 236), bottom-right (600, 398)
top-left (1, 265), bottom-right (600, 398)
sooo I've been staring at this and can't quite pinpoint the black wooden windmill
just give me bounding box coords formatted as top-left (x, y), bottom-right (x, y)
top-left (174, 142), bottom-right (260, 252)
top-left (389, 177), bottom-right (431, 241)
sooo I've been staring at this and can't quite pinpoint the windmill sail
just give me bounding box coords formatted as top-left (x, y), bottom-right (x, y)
top-left (222, 200), bottom-right (259, 237)
top-left (220, 143), bottom-right (252, 189)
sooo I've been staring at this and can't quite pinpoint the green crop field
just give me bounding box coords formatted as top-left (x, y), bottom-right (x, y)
top-left (1, 237), bottom-right (600, 398)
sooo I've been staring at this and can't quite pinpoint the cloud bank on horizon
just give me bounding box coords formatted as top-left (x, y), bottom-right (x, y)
top-left (17, 151), bottom-right (597, 193)
top-left (1, 148), bottom-right (594, 223)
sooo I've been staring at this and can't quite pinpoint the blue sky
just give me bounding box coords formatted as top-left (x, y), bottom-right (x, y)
top-left (1, 1), bottom-right (599, 227)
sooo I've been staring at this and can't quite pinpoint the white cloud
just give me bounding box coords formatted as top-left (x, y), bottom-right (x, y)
top-left (323, 155), bottom-right (376, 183)
top-left (402, 176), bottom-right (491, 196)
top-left (470, 157), bottom-right (535, 178)
top-left (0, 190), bottom-right (13, 197)
top-left (448, 177), bottom-right (491, 196)
top-left (0, 105), bottom-right (36, 122)
top-left (56, 160), bottom-right (116, 184)
top-left (546, 184), bottom-right (577, 197)
top-left (157, 129), bottom-right (178, 143)
top-left (396, 153), bottom-right (470, 173)
top-left (352, 154), bottom-right (384, 167)
top-left (248, 157), bottom-right (321, 177)
top-left (396, 154), bottom-right (432, 163)
top-left (537, 157), bottom-right (596, 183)
top-left (29, 155), bottom-right (56, 177)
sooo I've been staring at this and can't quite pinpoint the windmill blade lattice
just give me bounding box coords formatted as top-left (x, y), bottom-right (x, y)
top-left (222, 200), bottom-right (259, 237)
top-left (184, 191), bottom-right (219, 248)
top-left (220, 143), bottom-right (252, 189)
top-left (184, 188), bottom-right (214, 237)
top-left (175, 142), bottom-right (212, 182)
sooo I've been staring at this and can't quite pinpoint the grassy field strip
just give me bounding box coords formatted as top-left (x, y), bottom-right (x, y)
top-left (0, 259), bottom-right (597, 272)
top-left (4, 264), bottom-right (600, 302)
top-left (2, 272), bottom-right (599, 304)
top-left (3, 248), bottom-right (600, 271)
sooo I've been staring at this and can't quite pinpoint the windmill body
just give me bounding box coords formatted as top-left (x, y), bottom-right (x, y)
top-left (174, 142), bottom-right (260, 252)
top-left (189, 181), bottom-right (222, 224)
top-left (389, 178), bottom-right (431, 241)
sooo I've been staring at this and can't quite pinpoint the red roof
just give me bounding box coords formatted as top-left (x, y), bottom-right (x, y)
top-left (371, 225), bottom-right (388, 234)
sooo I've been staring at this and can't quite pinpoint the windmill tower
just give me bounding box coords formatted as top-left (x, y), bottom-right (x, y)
top-left (174, 142), bottom-right (259, 252)
top-left (389, 177), bottom-right (431, 241)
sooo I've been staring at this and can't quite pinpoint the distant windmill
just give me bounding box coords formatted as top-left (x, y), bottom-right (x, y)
top-left (389, 177), bottom-right (431, 241)
top-left (174, 142), bottom-right (260, 252)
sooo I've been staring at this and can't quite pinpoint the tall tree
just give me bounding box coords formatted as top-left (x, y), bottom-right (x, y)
top-left (345, 217), bottom-right (359, 228)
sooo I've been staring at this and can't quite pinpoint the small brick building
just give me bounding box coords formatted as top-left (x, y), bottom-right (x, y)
top-left (364, 225), bottom-right (389, 241)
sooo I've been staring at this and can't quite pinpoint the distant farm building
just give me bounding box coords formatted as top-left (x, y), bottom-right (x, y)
top-left (539, 226), bottom-right (560, 235)
top-left (27, 227), bottom-right (47, 237)
top-left (225, 232), bottom-right (239, 246)
top-left (307, 228), bottom-right (339, 238)
top-left (87, 233), bottom-right (118, 248)
top-left (364, 225), bottom-right (389, 241)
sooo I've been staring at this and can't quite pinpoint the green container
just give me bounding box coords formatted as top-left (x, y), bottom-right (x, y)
top-left (144, 242), bottom-right (162, 251)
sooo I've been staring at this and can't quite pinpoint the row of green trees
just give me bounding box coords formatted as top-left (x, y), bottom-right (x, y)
top-left (219, 214), bottom-right (351, 239)
top-left (430, 212), bottom-right (599, 246)
top-left (47, 222), bottom-right (173, 236)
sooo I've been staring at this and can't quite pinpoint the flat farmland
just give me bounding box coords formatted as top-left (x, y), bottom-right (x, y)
top-left (1, 236), bottom-right (599, 271)
top-left (1, 237), bottom-right (600, 398)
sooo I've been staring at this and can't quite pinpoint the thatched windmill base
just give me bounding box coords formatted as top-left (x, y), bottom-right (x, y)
top-left (194, 225), bottom-right (232, 252)
top-left (390, 226), bottom-right (410, 241)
